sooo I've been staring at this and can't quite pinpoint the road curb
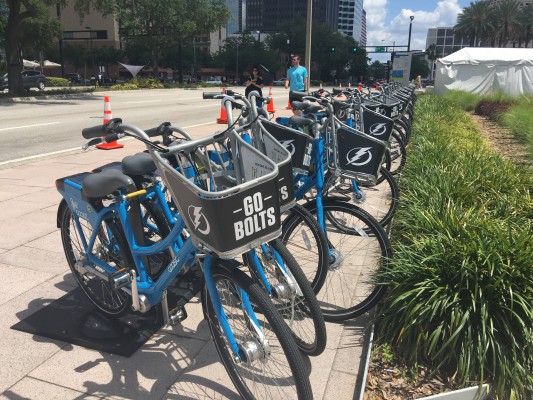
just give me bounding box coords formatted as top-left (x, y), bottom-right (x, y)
top-left (0, 91), bottom-right (98, 104)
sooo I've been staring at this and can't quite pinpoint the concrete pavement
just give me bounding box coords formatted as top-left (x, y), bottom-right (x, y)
top-left (0, 100), bottom-right (373, 400)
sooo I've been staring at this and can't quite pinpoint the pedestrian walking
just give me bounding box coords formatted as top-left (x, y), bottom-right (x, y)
top-left (285, 55), bottom-right (308, 114)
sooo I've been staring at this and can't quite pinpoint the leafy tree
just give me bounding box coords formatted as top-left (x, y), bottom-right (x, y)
top-left (2, 0), bottom-right (63, 94)
top-left (368, 60), bottom-right (386, 80)
top-left (76, 0), bottom-right (230, 82)
top-left (63, 43), bottom-right (87, 73)
top-left (266, 19), bottom-right (368, 83)
top-left (409, 54), bottom-right (430, 80)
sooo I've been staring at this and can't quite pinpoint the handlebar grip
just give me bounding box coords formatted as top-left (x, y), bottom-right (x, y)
top-left (202, 91), bottom-right (223, 99)
top-left (105, 133), bottom-right (119, 143)
top-left (144, 127), bottom-right (159, 137)
top-left (82, 125), bottom-right (106, 139)
top-left (291, 101), bottom-right (310, 110)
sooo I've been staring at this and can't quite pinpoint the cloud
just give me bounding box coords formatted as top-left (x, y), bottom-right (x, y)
top-left (367, 0), bottom-right (463, 61)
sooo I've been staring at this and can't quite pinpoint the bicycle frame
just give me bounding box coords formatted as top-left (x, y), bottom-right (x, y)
top-left (59, 175), bottom-right (265, 363)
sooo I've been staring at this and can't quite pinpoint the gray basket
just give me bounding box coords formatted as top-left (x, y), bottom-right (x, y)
top-left (150, 130), bottom-right (281, 259)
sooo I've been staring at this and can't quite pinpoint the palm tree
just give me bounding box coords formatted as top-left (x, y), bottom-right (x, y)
top-left (492, 0), bottom-right (520, 47)
top-left (517, 4), bottom-right (533, 48)
top-left (454, 0), bottom-right (494, 47)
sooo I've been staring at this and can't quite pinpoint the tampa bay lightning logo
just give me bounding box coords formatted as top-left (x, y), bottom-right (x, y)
top-left (280, 139), bottom-right (296, 156)
top-left (369, 122), bottom-right (387, 136)
top-left (337, 108), bottom-right (347, 119)
top-left (346, 147), bottom-right (372, 166)
top-left (188, 205), bottom-right (210, 235)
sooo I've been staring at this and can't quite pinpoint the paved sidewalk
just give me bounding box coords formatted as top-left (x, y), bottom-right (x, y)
top-left (0, 106), bottom-right (373, 400)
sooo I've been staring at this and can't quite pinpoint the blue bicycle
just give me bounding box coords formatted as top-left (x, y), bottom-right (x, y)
top-left (56, 119), bottom-right (313, 399)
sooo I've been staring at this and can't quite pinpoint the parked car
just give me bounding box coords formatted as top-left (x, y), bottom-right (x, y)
top-left (65, 73), bottom-right (83, 84)
top-left (272, 78), bottom-right (287, 86)
top-left (90, 75), bottom-right (117, 86)
top-left (205, 78), bottom-right (223, 85)
top-left (0, 70), bottom-right (47, 91)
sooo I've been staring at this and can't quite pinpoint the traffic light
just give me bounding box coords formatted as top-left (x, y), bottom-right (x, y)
top-left (330, 47), bottom-right (336, 52)
top-left (353, 47), bottom-right (357, 53)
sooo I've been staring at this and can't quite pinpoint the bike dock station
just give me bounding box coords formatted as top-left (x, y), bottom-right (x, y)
top-left (0, 86), bottom-right (409, 399)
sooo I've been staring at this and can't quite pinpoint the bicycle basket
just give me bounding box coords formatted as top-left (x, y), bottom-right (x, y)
top-left (254, 119), bottom-right (296, 212)
top-left (261, 119), bottom-right (313, 174)
top-left (332, 124), bottom-right (388, 186)
top-left (333, 100), bottom-right (351, 122)
top-left (150, 130), bottom-right (282, 259)
top-left (360, 106), bottom-right (394, 143)
top-left (362, 99), bottom-right (401, 120)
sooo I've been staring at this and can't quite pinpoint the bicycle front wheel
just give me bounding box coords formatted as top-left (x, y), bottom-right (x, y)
top-left (243, 239), bottom-right (327, 356)
top-left (325, 167), bottom-right (400, 228)
top-left (301, 199), bottom-right (392, 321)
top-left (202, 261), bottom-right (313, 400)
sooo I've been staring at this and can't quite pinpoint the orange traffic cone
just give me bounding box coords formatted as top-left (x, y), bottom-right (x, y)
top-left (285, 99), bottom-right (292, 110)
top-left (216, 87), bottom-right (228, 124)
top-left (267, 86), bottom-right (276, 114)
top-left (348, 82), bottom-right (352, 89)
top-left (96, 96), bottom-right (124, 150)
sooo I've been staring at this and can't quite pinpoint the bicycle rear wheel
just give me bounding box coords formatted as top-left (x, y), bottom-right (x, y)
top-left (301, 199), bottom-right (392, 321)
top-left (59, 200), bottom-right (132, 315)
top-left (243, 239), bottom-right (327, 356)
top-left (202, 261), bottom-right (313, 400)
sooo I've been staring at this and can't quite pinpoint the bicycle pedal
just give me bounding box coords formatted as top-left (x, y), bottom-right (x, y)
top-left (168, 306), bottom-right (188, 326)
top-left (110, 268), bottom-right (131, 289)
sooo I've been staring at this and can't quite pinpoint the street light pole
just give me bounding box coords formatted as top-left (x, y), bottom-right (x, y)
top-left (85, 26), bottom-right (93, 77)
top-left (407, 16), bottom-right (414, 52)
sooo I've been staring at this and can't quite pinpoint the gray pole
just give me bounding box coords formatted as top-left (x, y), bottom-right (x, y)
top-left (305, 0), bottom-right (312, 89)
top-left (407, 16), bottom-right (414, 52)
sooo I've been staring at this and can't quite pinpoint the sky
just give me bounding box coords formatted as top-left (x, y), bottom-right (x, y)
top-left (365, 0), bottom-right (472, 63)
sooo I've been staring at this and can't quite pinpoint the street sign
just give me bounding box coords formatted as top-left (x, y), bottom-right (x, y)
top-left (376, 47), bottom-right (386, 52)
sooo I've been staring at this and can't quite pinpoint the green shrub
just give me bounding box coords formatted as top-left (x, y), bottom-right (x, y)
top-left (442, 90), bottom-right (481, 111)
top-left (500, 96), bottom-right (533, 159)
top-left (376, 95), bottom-right (533, 399)
top-left (109, 83), bottom-right (139, 91)
top-left (47, 77), bottom-right (69, 87)
top-left (129, 77), bottom-right (164, 89)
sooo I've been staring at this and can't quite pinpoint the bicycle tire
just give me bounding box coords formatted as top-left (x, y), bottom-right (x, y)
top-left (59, 200), bottom-right (132, 315)
top-left (325, 167), bottom-right (400, 228)
top-left (301, 199), bottom-right (392, 321)
top-left (202, 261), bottom-right (313, 400)
top-left (281, 204), bottom-right (329, 293)
top-left (387, 130), bottom-right (407, 175)
top-left (244, 239), bottom-right (327, 356)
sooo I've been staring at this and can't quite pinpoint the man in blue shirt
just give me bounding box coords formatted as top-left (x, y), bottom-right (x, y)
top-left (285, 55), bottom-right (308, 113)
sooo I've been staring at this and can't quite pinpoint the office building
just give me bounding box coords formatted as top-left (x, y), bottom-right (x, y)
top-left (245, 0), bottom-right (338, 33)
top-left (338, 0), bottom-right (364, 44)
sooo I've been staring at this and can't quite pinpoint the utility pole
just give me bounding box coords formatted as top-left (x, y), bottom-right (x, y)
top-left (305, 0), bottom-right (312, 89)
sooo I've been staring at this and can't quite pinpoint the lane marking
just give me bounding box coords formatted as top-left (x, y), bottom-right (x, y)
top-left (0, 122), bottom-right (60, 132)
top-left (125, 100), bottom-right (162, 104)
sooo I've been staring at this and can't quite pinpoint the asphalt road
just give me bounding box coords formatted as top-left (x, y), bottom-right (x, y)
top-left (0, 87), bottom-right (290, 164)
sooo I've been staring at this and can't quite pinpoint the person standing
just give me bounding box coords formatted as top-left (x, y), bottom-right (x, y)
top-left (285, 55), bottom-right (308, 113)
top-left (245, 66), bottom-right (264, 107)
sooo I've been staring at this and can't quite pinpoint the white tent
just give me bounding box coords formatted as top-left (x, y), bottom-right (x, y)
top-left (23, 59), bottom-right (40, 68)
top-left (434, 47), bottom-right (533, 96)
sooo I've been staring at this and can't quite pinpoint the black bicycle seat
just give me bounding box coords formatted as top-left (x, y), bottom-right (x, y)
top-left (82, 169), bottom-right (135, 198)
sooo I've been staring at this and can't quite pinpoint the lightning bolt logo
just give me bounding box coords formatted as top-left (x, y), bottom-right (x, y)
top-left (346, 147), bottom-right (372, 166)
top-left (369, 122), bottom-right (387, 136)
top-left (188, 205), bottom-right (211, 235)
top-left (280, 140), bottom-right (296, 156)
